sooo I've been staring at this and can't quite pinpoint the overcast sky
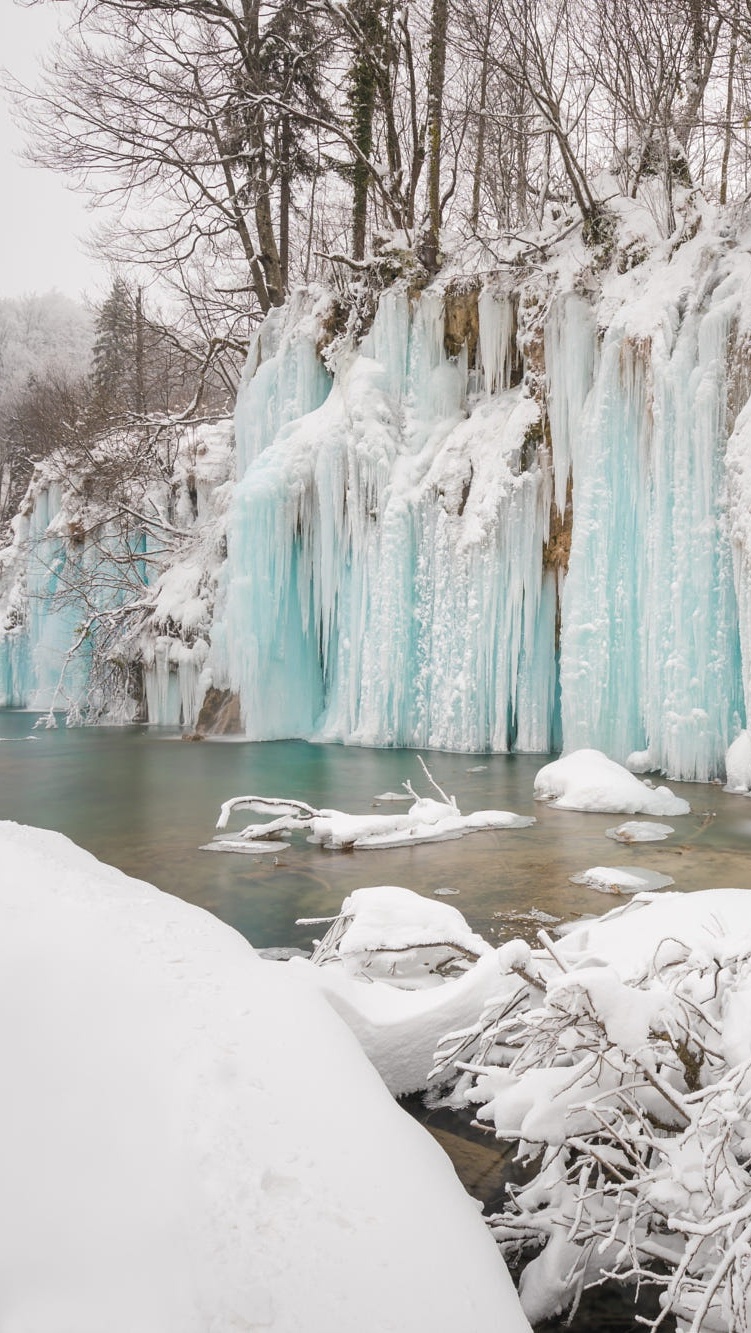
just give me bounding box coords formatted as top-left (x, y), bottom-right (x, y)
top-left (0, 0), bottom-right (106, 301)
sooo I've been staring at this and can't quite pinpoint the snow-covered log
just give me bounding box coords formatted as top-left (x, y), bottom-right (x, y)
top-left (209, 761), bottom-right (534, 854)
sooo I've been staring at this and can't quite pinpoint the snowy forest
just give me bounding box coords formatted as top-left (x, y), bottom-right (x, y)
top-left (8, 2), bottom-right (751, 1331)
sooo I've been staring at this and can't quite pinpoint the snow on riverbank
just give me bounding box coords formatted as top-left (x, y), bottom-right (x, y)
top-left (0, 821), bottom-right (530, 1333)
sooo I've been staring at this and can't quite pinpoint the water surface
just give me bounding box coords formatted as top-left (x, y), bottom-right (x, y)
top-left (2, 711), bottom-right (750, 954)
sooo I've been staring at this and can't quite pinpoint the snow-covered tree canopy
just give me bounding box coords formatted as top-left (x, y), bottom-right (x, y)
top-left (12, 0), bottom-right (750, 332)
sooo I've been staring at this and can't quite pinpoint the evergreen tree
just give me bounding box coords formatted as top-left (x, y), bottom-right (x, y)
top-left (90, 278), bottom-right (137, 423)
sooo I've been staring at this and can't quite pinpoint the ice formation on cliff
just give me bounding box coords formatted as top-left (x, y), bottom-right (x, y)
top-left (214, 285), bottom-right (557, 753)
top-left (3, 220), bottom-right (751, 779)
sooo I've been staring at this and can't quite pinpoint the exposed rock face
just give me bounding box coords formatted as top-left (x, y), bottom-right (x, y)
top-left (443, 287), bottom-right (480, 362)
top-left (543, 477), bottom-right (573, 575)
top-left (195, 687), bottom-right (242, 735)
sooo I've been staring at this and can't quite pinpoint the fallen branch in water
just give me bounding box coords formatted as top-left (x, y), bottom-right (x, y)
top-left (203, 759), bottom-right (534, 855)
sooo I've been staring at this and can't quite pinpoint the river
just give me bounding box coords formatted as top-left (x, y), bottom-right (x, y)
top-left (2, 711), bottom-right (750, 953)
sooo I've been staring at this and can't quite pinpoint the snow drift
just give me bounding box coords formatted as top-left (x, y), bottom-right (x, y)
top-left (0, 821), bottom-right (530, 1333)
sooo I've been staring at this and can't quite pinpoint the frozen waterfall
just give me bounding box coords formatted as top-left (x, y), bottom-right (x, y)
top-left (216, 257), bottom-right (747, 777)
top-left (215, 287), bottom-right (559, 752)
top-left (2, 248), bottom-right (750, 780)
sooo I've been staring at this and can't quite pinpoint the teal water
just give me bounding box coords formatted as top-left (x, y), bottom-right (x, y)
top-left (2, 711), bottom-right (751, 954)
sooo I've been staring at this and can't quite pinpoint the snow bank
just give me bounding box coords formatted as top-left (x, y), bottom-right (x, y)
top-left (0, 821), bottom-right (530, 1333)
top-left (295, 947), bottom-right (514, 1097)
top-left (534, 748), bottom-right (691, 814)
top-left (557, 887), bottom-right (751, 974)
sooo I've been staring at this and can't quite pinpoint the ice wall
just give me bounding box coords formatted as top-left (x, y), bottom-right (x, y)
top-left (3, 246), bottom-right (750, 775)
top-left (221, 250), bottom-right (748, 776)
top-left (218, 287), bottom-right (559, 751)
top-left (555, 262), bottom-right (746, 780)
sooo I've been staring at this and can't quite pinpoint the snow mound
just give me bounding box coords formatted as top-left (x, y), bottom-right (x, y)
top-left (725, 730), bottom-right (751, 793)
top-left (605, 820), bottom-right (674, 842)
top-left (534, 749), bottom-right (691, 814)
top-left (307, 885), bottom-right (490, 990)
top-left (568, 865), bottom-right (675, 894)
top-left (0, 821), bottom-right (530, 1333)
top-left (325, 884), bottom-right (490, 959)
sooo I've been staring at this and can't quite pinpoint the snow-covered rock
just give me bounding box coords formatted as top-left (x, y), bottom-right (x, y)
top-left (724, 729), bottom-right (751, 793)
top-left (534, 748), bottom-right (691, 814)
top-left (605, 820), bottom-right (674, 842)
top-left (0, 820), bottom-right (531, 1333)
top-left (568, 865), bottom-right (675, 894)
top-left (306, 883), bottom-right (491, 991)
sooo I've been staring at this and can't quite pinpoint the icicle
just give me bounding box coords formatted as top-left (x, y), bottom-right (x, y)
top-left (233, 295), bottom-right (332, 478)
top-left (143, 637), bottom-right (182, 725)
top-left (544, 293), bottom-right (597, 516)
top-left (478, 291), bottom-right (515, 397)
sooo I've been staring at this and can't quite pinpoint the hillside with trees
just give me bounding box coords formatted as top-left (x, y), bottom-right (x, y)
top-left (12, 0), bottom-right (747, 325)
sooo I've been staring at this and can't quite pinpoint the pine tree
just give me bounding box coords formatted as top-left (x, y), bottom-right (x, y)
top-left (90, 279), bottom-right (137, 423)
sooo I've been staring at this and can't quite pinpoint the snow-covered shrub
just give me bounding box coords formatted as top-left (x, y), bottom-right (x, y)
top-left (432, 892), bottom-right (751, 1332)
top-left (0, 419), bottom-right (232, 724)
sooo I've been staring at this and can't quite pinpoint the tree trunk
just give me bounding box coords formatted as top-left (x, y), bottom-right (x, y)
top-left (134, 286), bottom-right (146, 416)
top-left (470, 0), bottom-right (492, 233)
top-left (720, 16), bottom-right (738, 206)
top-left (422, 0), bottom-right (449, 272)
top-left (351, 49), bottom-right (376, 259)
top-left (279, 114), bottom-right (291, 290)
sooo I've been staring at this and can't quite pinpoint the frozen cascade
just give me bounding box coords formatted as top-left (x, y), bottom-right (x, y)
top-left (0, 484), bottom-right (96, 712)
top-left (559, 265), bottom-right (745, 781)
top-left (218, 287), bottom-right (558, 750)
top-left (233, 293), bottom-right (332, 477)
top-left (4, 250), bottom-right (751, 773)
top-left (545, 294), bottom-right (597, 515)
